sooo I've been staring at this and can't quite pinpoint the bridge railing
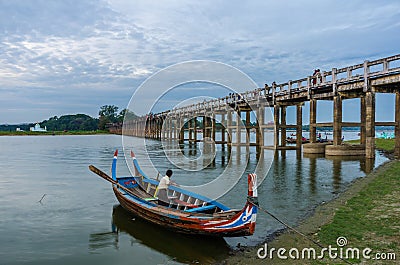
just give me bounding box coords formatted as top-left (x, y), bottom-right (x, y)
top-left (150, 54), bottom-right (400, 119)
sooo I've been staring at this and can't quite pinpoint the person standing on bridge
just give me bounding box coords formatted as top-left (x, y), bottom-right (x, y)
top-left (312, 69), bottom-right (321, 85)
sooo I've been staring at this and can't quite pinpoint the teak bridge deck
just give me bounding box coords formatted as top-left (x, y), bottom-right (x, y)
top-left (122, 54), bottom-right (400, 158)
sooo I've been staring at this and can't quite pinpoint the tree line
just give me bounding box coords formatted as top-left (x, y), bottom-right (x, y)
top-left (0, 105), bottom-right (138, 132)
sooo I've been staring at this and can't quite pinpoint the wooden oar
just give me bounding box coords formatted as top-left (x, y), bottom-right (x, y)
top-left (89, 165), bottom-right (142, 198)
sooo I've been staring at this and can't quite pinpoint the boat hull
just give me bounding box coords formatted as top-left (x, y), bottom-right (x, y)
top-left (113, 186), bottom-right (257, 237)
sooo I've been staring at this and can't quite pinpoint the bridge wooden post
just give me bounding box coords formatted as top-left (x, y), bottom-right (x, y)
top-left (193, 117), bottom-right (198, 143)
top-left (227, 111), bottom-right (232, 145)
top-left (158, 118), bottom-right (162, 140)
top-left (174, 119), bottom-right (178, 139)
top-left (152, 118), bottom-right (156, 139)
top-left (169, 118), bottom-right (173, 139)
top-left (179, 117), bottom-right (184, 143)
top-left (245, 111), bottom-right (251, 146)
top-left (205, 116), bottom-right (212, 139)
top-left (280, 106), bottom-right (287, 147)
top-left (221, 113), bottom-right (226, 144)
top-left (296, 103), bottom-right (303, 148)
top-left (236, 111), bottom-right (242, 145)
top-left (188, 118), bottom-right (193, 143)
top-left (360, 96), bottom-right (366, 145)
top-left (153, 118), bottom-right (157, 139)
top-left (168, 118), bottom-right (172, 139)
top-left (365, 92), bottom-right (375, 158)
top-left (256, 106), bottom-right (264, 146)
top-left (155, 118), bottom-right (159, 139)
top-left (174, 118), bottom-right (178, 140)
top-left (333, 95), bottom-right (342, 145)
top-left (309, 99), bottom-right (317, 143)
top-left (274, 105), bottom-right (280, 149)
top-left (146, 117), bottom-right (150, 138)
top-left (211, 114), bottom-right (216, 142)
top-left (395, 91), bottom-right (400, 158)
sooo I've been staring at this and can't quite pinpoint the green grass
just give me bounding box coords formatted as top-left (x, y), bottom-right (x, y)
top-left (375, 138), bottom-right (395, 151)
top-left (0, 130), bottom-right (110, 136)
top-left (346, 138), bottom-right (395, 152)
top-left (317, 161), bottom-right (400, 263)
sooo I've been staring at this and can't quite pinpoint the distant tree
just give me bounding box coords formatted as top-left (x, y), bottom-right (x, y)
top-left (118, 109), bottom-right (139, 123)
top-left (98, 105), bottom-right (119, 130)
top-left (41, 114), bottom-right (98, 131)
top-left (99, 105), bottom-right (119, 119)
top-left (117, 108), bottom-right (127, 123)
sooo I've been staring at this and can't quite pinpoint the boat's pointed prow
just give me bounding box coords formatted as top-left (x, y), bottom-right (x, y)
top-left (248, 173), bottom-right (258, 198)
top-left (247, 173), bottom-right (258, 234)
top-left (130, 149), bottom-right (147, 178)
top-left (112, 149), bottom-right (118, 180)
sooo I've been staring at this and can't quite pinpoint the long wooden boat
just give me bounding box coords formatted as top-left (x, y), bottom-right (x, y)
top-left (89, 150), bottom-right (258, 237)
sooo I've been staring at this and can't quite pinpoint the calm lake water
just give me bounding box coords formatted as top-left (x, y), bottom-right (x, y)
top-left (0, 134), bottom-right (388, 264)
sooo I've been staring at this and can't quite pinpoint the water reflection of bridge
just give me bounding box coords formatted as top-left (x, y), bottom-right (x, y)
top-left (172, 143), bottom-right (376, 196)
top-left (124, 54), bottom-right (400, 159)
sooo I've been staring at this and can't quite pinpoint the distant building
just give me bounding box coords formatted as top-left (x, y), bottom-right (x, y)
top-left (16, 128), bottom-right (24, 132)
top-left (30, 123), bottom-right (47, 132)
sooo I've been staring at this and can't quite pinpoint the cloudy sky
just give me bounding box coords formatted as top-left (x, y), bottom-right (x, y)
top-left (1, 0), bottom-right (399, 124)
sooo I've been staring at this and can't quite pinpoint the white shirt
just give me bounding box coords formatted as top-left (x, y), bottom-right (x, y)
top-left (158, 175), bottom-right (170, 190)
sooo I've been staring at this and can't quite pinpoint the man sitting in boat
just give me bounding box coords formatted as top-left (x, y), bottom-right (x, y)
top-left (157, 169), bottom-right (174, 206)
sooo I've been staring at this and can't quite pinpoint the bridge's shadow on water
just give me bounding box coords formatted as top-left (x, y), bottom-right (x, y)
top-left (93, 205), bottom-right (231, 264)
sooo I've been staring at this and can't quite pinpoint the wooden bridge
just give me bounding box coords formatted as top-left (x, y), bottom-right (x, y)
top-left (122, 54), bottom-right (400, 159)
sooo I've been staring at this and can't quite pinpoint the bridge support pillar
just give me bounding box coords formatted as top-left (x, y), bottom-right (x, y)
top-left (274, 105), bottom-right (280, 149)
top-left (221, 113), bottom-right (226, 144)
top-left (280, 106), bottom-right (287, 147)
top-left (296, 104), bottom-right (303, 148)
top-left (210, 114), bottom-right (216, 143)
top-left (365, 92), bottom-right (375, 158)
top-left (236, 111), bottom-right (241, 145)
top-left (333, 95), bottom-right (342, 146)
top-left (256, 106), bottom-right (264, 146)
top-left (193, 117), bottom-right (198, 142)
top-left (360, 96), bottom-right (366, 145)
top-left (395, 91), bottom-right (400, 158)
top-left (309, 99), bottom-right (317, 143)
top-left (227, 111), bottom-right (233, 145)
top-left (245, 111), bottom-right (251, 145)
top-left (179, 118), bottom-right (184, 144)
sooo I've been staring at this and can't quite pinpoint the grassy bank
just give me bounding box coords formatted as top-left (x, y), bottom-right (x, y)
top-left (316, 160), bottom-right (400, 264)
top-left (0, 130), bottom-right (110, 136)
top-left (346, 138), bottom-right (395, 152)
top-left (227, 161), bottom-right (399, 265)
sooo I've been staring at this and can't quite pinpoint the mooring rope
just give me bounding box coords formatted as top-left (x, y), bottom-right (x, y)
top-left (248, 198), bottom-right (352, 265)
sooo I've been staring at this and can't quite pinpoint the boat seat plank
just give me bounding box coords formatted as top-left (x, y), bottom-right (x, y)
top-left (173, 199), bottom-right (198, 208)
top-left (144, 197), bottom-right (158, 202)
top-left (185, 204), bottom-right (217, 213)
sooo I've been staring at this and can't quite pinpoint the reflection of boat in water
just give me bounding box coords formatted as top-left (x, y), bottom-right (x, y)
top-left (88, 230), bottom-right (118, 252)
top-left (111, 205), bottom-right (230, 264)
top-left (89, 150), bottom-right (258, 237)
